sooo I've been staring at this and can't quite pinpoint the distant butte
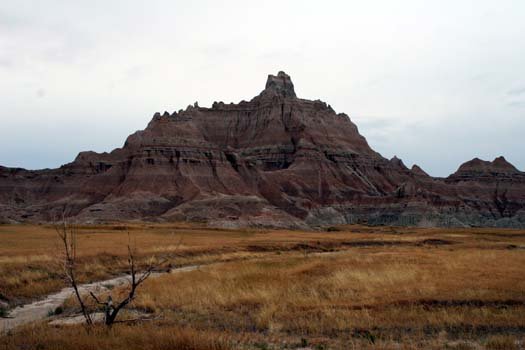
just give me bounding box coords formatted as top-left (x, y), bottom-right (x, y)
top-left (1, 72), bottom-right (525, 228)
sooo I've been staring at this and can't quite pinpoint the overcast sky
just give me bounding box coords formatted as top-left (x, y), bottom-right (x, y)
top-left (1, 1), bottom-right (524, 176)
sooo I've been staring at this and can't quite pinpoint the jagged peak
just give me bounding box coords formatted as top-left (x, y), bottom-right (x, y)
top-left (151, 111), bottom-right (174, 120)
top-left (411, 164), bottom-right (430, 177)
top-left (453, 156), bottom-right (521, 175)
top-left (492, 156), bottom-right (519, 171)
top-left (390, 156), bottom-right (408, 170)
top-left (262, 71), bottom-right (296, 98)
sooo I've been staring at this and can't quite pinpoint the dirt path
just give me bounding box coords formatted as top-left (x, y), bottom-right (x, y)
top-left (0, 265), bottom-right (199, 333)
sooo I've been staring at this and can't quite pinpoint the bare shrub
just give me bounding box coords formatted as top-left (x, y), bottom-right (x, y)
top-left (56, 220), bottom-right (167, 327)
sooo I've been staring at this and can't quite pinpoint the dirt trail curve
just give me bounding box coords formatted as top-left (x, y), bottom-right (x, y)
top-left (0, 265), bottom-right (199, 333)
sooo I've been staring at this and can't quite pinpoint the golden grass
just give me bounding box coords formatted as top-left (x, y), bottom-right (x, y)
top-left (0, 222), bottom-right (268, 302)
top-left (131, 248), bottom-right (525, 338)
top-left (1, 222), bottom-right (524, 303)
top-left (485, 335), bottom-right (520, 350)
top-left (0, 323), bottom-right (232, 350)
top-left (2, 223), bottom-right (525, 349)
top-left (0, 223), bottom-right (392, 301)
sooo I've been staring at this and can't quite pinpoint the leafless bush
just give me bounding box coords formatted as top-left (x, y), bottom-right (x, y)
top-left (56, 220), bottom-right (167, 327)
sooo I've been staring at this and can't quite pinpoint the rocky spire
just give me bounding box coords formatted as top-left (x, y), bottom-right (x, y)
top-left (390, 156), bottom-right (408, 170)
top-left (411, 164), bottom-right (430, 177)
top-left (264, 71), bottom-right (296, 98)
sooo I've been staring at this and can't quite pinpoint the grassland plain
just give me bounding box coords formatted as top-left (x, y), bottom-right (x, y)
top-left (1, 223), bottom-right (525, 349)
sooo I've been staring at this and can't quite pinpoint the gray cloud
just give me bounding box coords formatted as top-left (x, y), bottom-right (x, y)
top-left (507, 101), bottom-right (525, 108)
top-left (35, 88), bottom-right (45, 98)
top-left (0, 9), bottom-right (24, 29)
top-left (508, 87), bottom-right (525, 96)
top-left (0, 57), bottom-right (13, 68)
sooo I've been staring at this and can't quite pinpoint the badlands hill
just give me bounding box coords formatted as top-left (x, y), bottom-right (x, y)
top-left (1, 72), bottom-right (525, 228)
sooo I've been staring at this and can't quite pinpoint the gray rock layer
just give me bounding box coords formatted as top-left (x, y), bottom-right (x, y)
top-left (1, 72), bottom-right (525, 228)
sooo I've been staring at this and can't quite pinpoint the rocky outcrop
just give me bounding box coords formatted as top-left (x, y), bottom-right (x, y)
top-left (443, 157), bottom-right (525, 228)
top-left (264, 71), bottom-right (297, 98)
top-left (1, 72), bottom-right (524, 228)
top-left (411, 164), bottom-right (430, 178)
top-left (447, 157), bottom-right (524, 182)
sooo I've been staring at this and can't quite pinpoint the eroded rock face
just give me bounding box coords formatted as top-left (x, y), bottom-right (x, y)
top-left (447, 157), bottom-right (524, 182)
top-left (264, 71), bottom-right (296, 98)
top-left (1, 72), bottom-right (525, 228)
top-left (443, 157), bottom-right (525, 227)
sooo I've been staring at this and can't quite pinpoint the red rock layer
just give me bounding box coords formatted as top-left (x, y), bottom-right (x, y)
top-left (1, 72), bottom-right (524, 228)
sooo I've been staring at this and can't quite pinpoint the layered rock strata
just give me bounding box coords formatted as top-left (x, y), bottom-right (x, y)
top-left (1, 72), bottom-right (524, 228)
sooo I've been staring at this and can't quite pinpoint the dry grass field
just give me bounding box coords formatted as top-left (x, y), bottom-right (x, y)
top-left (1, 223), bottom-right (525, 349)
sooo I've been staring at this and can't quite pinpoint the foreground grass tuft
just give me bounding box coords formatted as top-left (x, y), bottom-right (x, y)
top-left (1, 323), bottom-right (232, 350)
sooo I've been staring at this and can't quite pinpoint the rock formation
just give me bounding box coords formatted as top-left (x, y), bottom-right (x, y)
top-left (1, 72), bottom-right (524, 228)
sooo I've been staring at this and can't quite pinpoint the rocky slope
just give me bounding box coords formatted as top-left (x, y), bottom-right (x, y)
top-left (1, 71), bottom-right (524, 228)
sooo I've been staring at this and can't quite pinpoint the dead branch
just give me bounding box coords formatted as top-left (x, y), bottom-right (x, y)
top-left (55, 215), bottom-right (93, 326)
top-left (57, 219), bottom-right (176, 328)
top-left (87, 230), bottom-right (168, 327)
